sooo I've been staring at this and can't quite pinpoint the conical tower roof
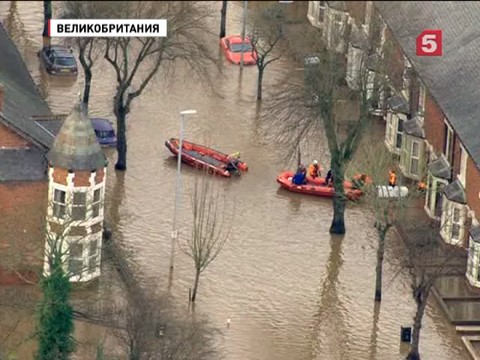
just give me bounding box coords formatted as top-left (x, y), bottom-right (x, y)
top-left (46, 102), bottom-right (106, 171)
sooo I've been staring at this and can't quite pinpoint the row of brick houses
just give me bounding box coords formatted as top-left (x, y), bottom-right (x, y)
top-left (0, 22), bottom-right (107, 284)
top-left (307, 1), bottom-right (480, 288)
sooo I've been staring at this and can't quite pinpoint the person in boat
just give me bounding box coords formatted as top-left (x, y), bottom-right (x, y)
top-left (308, 160), bottom-right (321, 179)
top-left (352, 174), bottom-right (367, 190)
top-left (226, 151), bottom-right (241, 173)
top-left (325, 169), bottom-right (333, 187)
top-left (388, 169), bottom-right (397, 188)
top-left (292, 164), bottom-right (307, 185)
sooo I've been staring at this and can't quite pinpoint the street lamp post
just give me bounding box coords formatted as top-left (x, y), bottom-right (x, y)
top-left (170, 109), bottom-right (197, 272)
top-left (240, 0), bottom-right (248, 69)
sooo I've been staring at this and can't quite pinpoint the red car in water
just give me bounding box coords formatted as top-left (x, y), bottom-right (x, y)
top-left (220, 35), bottom-right (257, 65)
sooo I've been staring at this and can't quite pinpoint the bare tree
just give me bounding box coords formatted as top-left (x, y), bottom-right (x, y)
top-left (59, 2), bottom-right (106, 106)
top-left (42, 0), bottom-right (52, 46)
top-left (179, 173), bottom-right (234, 303)
top-left (250, 4), bottom-right (285, 101)
top-left (261, 34), bottom-right (372, 234)
top-left (393, 220), bottom-right (466, 360)
top-left (220, 1), bottom-right (227, 38)
top-left (350, 134), bottom-right (420, 301)
top-left (98, 1), bottom-right (216, 171)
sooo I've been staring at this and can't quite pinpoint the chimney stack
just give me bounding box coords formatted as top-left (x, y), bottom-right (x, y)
top-left (0, 83), bottom-right (4, 113)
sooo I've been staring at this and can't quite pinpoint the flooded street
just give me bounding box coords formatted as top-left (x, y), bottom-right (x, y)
top-left (0, 1), bottom-right (469, 359)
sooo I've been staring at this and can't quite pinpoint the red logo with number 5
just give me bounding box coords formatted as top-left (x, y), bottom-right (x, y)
top-left (416, 30), bottom-right (442, 56)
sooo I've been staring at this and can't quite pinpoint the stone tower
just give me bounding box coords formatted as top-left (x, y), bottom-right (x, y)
top-left (44, 101), bottom-right (107, 282)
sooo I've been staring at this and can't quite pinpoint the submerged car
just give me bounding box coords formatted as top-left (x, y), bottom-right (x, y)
top-left (220, 35), bottom-right (257, 65)
top-left (91, 118), bottom-right (117, 147)
top-left (38, 45), bottom-right (78, 76)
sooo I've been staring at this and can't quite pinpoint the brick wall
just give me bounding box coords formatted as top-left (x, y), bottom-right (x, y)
top-left (0, 181), bottom-right (48, 284)
top-left (423, 92), bottom-right (445, 155)
top-left (0, 122), bottom-right (30, 148)
top-left (466, 157), bottom-right (480, 222)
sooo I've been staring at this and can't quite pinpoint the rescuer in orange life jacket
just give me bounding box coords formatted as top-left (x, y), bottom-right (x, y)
top-left (308, 160), bottom-right (321, 179)
top-left (388, 169), bottom-right (397, 187)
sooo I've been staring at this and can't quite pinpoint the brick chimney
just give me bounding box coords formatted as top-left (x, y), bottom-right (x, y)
top-left (0, 83), bottom-right (4, 113)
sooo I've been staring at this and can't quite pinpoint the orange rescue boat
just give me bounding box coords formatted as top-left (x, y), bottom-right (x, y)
top-left (276, 171), bottom-right (367, 200)
top-left (165, 138), bottom-right (248, 178)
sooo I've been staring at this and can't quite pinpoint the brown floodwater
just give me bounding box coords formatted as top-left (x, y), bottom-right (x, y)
top-left (0, 1), bottom-right (469, 359)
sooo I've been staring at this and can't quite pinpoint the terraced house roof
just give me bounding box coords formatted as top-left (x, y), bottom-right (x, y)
top-left (376, 1), bottom-right (480, 168)
top-left (0, 23), bottom-right (53, 150)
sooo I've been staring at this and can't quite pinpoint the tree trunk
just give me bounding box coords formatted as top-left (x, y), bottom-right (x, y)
top-left (330, 195), bottom-right (346, 234)
top-left (220, 0), bottom-right (227, 38)
top-left (82, 66), bottom-right (92, 106)
top-left (191, 269), bottom-right (201, 303)
top-left (329, 160), bottom-right (346, 234)
top-left (42, 0), bottom-right (52, 47)
top-left (407, 290), bottom-right (429, 360)
top-left (374, 227), bottom-right (387, 301)
top-left (257, 67), bottom-right (264, 101)
top-left (114, 104), bottom-right (128, 171)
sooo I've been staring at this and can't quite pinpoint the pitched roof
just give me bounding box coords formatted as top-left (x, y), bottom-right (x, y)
top-left (0, 23), bottom-right (53, 149)
top-left (375, 1), bottom-right (480, 168)
top-left (46, 102), bottom-right (106, 171)
top-left (0, 148), bottom-right (47, 181)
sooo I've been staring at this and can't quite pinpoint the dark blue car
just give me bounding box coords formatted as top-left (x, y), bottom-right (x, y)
top-left (91, 118), bottom-right (117, 147)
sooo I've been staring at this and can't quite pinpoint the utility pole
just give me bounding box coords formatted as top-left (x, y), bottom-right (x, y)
top-left (240, 0), bottom-right (248, 69)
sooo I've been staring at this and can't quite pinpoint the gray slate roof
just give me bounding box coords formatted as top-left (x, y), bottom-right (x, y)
top-left (376, 1), bottom-right (480, 169)
top-left (443, 179), bottom-right (466, 204)
top-left (403, 116), bottom-right (425, 139)
top-left (427, 156), bottom-right (451, 180)
top-left (387, 95), bottom-right (408, 114)
top-left (0, 23), bottom-right (53, 149)
top-left (471, 226), bottom-right (480, 243)
top-left (0, 148), bottom-right (47, 181)
top-left (46, 102), bottom-right (106, 171)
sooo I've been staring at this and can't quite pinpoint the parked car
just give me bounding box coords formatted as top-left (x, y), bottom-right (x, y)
top-left (220, 35), bottom-right (257, 65)
top-left (38, 45), bottom-right (78, 76)
top-left (91, 118), bottom-right (117, 147)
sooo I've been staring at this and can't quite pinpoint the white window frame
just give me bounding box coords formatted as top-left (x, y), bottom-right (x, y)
top-left (68, 240), bottom-right (84, 277)
top-left (424, 173), bottom-right (448, 220)
top-left (409, 139), bottom-right (421, 176)
top-left (443, 119), bottom-right (454, 165)
top-left (92, 187), bottom-right (103, 218)
top-left (52, 188), bottom-right (66, 219)
top-left (441, 198), bottom-right (467, 245)
top-left (72, 191), bottom-right (87, 221)
top-left (385, 112), bottom-right (405, 155)
top-left (459, 144), bottom-right (468, 187)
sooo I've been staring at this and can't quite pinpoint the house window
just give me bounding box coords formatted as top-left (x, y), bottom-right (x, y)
top-left (68, 242), bottom-right (84, 276)
top-left (460, 145), bottom-right (468, 187)
top-left (396, 117), bottom-right (404, 151)
top-left (385, 112), bottom-right (405, 154)
top-left (72, 192), bottom-right (87, 221)
top-left (443, 120), bottom-right (454, 165)
top-left (410, 140), bottom-right (420, 176)
top-left (87, 238), bottom-right (99, 274)
top-left (441, 198), bottom-right (466, 245)
top-left (92, 188), bottom-right (102, 218)
top-left (318, 1), bottom-right (326, 23)
top-left (418, 84), bottom-right (426, 116)
top-left (53, 189), bottom-right (66, 219)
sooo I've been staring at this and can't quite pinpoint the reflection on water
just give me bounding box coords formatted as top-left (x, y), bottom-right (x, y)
top-left (0, 1), bottom-right (470, 359)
